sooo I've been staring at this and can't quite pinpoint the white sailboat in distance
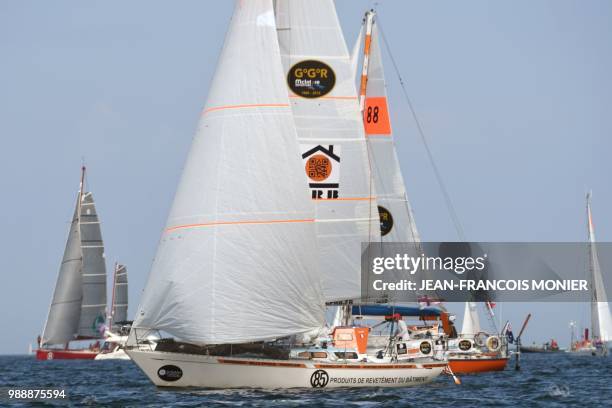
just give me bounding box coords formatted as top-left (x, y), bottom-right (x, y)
top-left (127, 0), bottom-right (446, 388)
top-left (569, 192), bottom-right (612, 356)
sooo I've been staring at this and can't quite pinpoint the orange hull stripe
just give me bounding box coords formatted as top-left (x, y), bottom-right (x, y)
top-left (203, 103), bottom-right (289, 114)
top-left (447, 358), bottom-right (509, 374)
top-left (166, 218), bottom-right (315, 233)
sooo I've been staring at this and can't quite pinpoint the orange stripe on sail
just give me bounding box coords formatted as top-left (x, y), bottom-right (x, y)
top-left (202, 103), bottom-right (289, 115)
top-left (166, 218), bottom-right (315, 233)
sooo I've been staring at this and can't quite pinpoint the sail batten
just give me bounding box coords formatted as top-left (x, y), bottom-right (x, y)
top-left (133, 0), bottom-right (325, 345)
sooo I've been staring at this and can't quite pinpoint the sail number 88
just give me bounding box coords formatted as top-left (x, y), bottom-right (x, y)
top-left (366, 106), bottom-right (379, 123)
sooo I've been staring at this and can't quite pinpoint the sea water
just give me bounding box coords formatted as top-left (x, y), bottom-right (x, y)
top-left (0, 353), bottom-right (609, 407)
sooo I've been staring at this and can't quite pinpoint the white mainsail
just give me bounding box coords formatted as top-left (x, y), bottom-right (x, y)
top-left (587, 192), bottom-right (612, 342)
top-left (42, 169), bottom-right (107, 345)
top-left (133, 0), bottom-right (325, 345)
top-left (275, 0), bottom-right (381, 303)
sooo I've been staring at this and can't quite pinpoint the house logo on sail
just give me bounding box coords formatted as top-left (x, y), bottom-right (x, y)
top-left (301, 145), bottom-right (341, 199)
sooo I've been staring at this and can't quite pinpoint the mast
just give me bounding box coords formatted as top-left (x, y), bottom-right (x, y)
top-left (358, 10), bottom-right (375, 112)
top-left (78, 166), bottom-right (85, 216)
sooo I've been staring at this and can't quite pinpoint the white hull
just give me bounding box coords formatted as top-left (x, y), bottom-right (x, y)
top-left (567, 347), bottom-right (609, 356)
top-left (127, 349), bottom-right (445, 389)
top-left (95, 348), bottom-right (130, 360)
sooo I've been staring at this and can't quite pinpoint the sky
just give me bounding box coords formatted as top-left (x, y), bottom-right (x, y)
top-left (1, 1), bottom-right (611, 354)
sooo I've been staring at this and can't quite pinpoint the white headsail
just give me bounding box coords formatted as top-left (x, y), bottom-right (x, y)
top-left (111, 264), bottom-right (128, 325)
top-left (587, 192), bottom-right (612, 342)
top-left (133, 0), bottom-right (325, 345)
top-left (360, 12), bottom-right (420, 245)
top-left (41, 196), bottom-right (84, 346)
top-left (275, 0), bottom-right (381, 303)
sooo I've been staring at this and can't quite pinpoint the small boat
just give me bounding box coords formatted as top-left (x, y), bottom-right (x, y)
top-left (37, 166), bottom-right (107, 360)
top-left (128, 0), bottom-right (446, 388)
top-left (520, 341), bottom-right (561, 353)
top-left (96, 263), bottom-right (131, 360)
top-left (567, 192), bottom-right (612, 356)
top-left (446, 302), bottom-right (510, 373)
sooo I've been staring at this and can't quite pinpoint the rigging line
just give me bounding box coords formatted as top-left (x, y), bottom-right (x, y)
top-left (377, 17), bottom-right (466, 242)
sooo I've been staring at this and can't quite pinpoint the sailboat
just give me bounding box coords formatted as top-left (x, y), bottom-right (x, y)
top-left (96, 263), bottom-right (131, 360)
top-left (568, 192), bottom-right (612, 356)
top-left (127, 0), bottom-right (446, 388)
top-left (37, 166), bottom-right (107, 360)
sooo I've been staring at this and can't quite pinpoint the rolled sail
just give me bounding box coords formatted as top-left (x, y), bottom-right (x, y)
top-left (77, 192), bottom-right (107, 338)
top-left (41, 196), bottom-right (83, 346)
top-left (359, 14), bottom-right (424, 303)
top-left (362, 19), bottom-right (420, 245)
top-left (275, 0), bottom-right (381, 302)
top-left (133, 0), bottom-right (325, 345)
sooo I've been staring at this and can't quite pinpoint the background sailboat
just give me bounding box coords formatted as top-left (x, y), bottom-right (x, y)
top-left (108, 263), bottom-right (128, 331)
top-left (96, 263), bottom-right (131, 360)
top-left (37, 166), bottom-right (107, 360)
top-left (569, 192), bottom-right (612, 355)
